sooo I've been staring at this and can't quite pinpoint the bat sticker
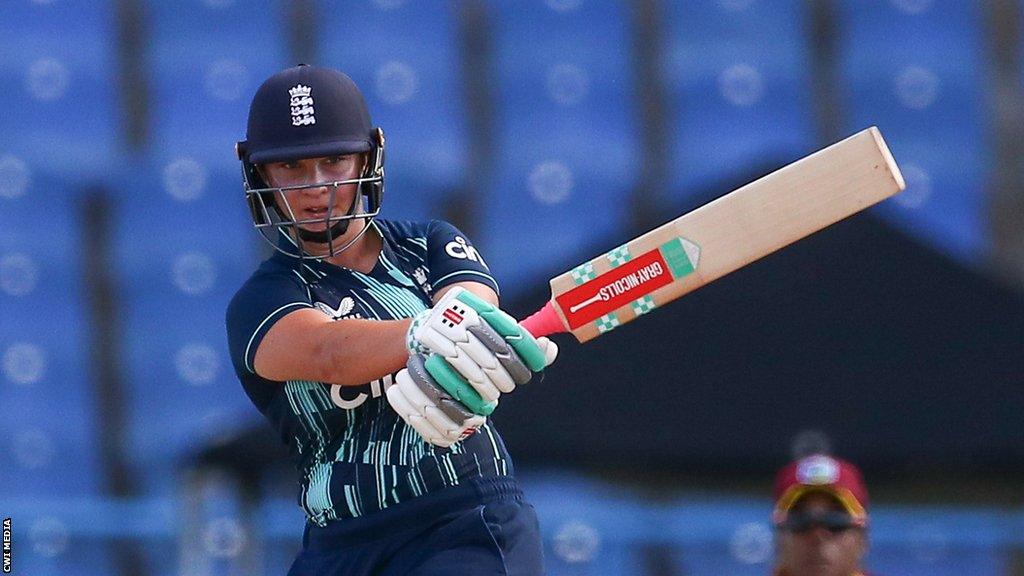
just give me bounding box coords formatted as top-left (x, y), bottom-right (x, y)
top-left (556, 238), bottom-right (700, 330)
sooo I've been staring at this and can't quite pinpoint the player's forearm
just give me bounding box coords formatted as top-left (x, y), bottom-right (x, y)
top-left (255, 283), bottom-right (499, 386)
top-left (306, 318), bottom-right (411, 386)
top-left (254, 310), bottom-right (411, 386)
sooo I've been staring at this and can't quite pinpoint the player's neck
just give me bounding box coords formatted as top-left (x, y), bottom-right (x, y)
top-left (321, 222), bottom-right (381, 273)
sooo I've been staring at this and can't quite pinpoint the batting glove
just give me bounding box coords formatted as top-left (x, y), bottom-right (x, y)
top-left (386, 354), bottom-right (486, 448)
top-left (404, 287), bottom-right (558, 414)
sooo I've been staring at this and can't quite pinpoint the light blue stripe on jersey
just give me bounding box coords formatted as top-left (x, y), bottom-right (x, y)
top-left (344, 485), bottom-right (361, 518)
top-left (481, 424), bottom-right (505, 475)
top-left (354, 273), bottom-right (427, 318)
top-left (356, 277), bottom-right (404, 318)
top-left (335, 438), bottom-right (354, 462)
top-left (442, 454), bottom-right (459, 485)
top-left (380, 251), bottom-right (416, 287)
top-left (285, 381), bottom-right (335, 463)
top-left (395, 241), bottom-right (424, 262)
top-left (305, 462), bottom-right (337, 526)
top-left (433, 453), bottom-right (453, 485)
top-left (406, 236), bottom-right (427, 250)
top-left (349, 271), bottom-right (403, 317)
top-left (387, 267), bottom-right (416, 287)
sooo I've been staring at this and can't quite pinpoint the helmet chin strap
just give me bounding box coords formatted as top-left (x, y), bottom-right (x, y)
top-left (294, 191), bottom-right (371, 257)
top-left (296, 214), bottom-right (351, 244)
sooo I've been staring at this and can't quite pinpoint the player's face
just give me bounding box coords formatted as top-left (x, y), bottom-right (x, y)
top-left (261, 154), bottom-right (365, 236)
top-left (775, 492), bottom-right (867, 576)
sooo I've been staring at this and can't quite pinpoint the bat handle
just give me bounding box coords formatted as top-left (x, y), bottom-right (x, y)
top-left (520, 301), bottom-right (566, 338)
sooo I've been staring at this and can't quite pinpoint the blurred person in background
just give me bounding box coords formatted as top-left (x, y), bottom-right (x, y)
top-left (771, 453), bottom-right (873, 576)
top-left (227, 64), bottom-right (557, 575)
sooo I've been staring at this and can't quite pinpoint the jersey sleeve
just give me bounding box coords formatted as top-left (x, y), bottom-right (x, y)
top-left (225, 271), bottom-right (314, 376)
top-left (425, 220), bottom-right (500, 295)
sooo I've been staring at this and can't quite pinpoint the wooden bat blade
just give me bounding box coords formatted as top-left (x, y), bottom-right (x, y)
top-left (521, 126), bottom-right (905, 342)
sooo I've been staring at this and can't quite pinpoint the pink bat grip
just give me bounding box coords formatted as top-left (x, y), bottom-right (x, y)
top-left (519, 301), bottom-right (566, 338)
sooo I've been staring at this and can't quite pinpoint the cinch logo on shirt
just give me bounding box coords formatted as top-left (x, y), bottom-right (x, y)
top-left (329, 374), bottom-right (394, 410)
top-left (445, 236), bottom-right (487, 268)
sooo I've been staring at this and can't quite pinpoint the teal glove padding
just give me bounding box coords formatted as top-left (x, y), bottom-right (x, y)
top-left (404, 286), bottom-right (560, 416)
top-left (424, 354), bottom-right (497, 416)
top-left (386, 354), bottom-right (486, 448)
top-left (452, 289), bottom-right (549, 372)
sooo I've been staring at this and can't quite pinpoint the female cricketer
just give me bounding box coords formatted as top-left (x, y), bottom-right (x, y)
top-left (226, 64), bottom-right (557, 575)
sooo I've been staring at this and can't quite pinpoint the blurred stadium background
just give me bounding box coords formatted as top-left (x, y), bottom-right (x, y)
top-left (2, 0), bottom-right (1024, 574)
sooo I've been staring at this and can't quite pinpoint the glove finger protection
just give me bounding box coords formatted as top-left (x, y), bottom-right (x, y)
top-left (465, 322), bottom-right (531, 392)
top-left (536, 335), bottom-right (558, 367)
top-left (449, 288), bottom-right (551, 371)
top-left (385, 378), bottom-right (449, 446)
top-left (406, 352), bottom-right (483, 425)
top-left (405, 287), bottom-right (560, 409)
top-left (407, 288), bottom-right (522, 397)
top-left (386, 354), bottom-right (485, 447)
top-left (417, 334), bottom-right (558, 418)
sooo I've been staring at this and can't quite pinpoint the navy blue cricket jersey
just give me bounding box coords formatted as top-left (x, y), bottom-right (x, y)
top-left (226, 220), bottom-right (513, 526)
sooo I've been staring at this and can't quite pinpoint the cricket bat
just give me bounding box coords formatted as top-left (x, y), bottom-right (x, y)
top-left (520, 126), bottom-right (905, 342)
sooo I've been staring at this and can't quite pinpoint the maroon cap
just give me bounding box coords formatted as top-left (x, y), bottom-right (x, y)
top-left (772, 454), bottom-right (869, 527)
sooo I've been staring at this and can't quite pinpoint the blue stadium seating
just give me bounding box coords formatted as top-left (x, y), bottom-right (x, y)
top-left (867, 506), bottom-right (1011, 575)
top-left (835, 0), bottom-right (990, 264)
top-left (661, 0), bottom-right (816, 205)
top-left (316, 0), bottom-right (470, 220)
top-left (0, 520), bottom-right (114, 576)
top-left (869, 544), bottom-right (1003, 576)
top-left (522, 472), bottom-right (1013, 576)
top-left (119, 0), bottom-right (290, 494)
top-left (671, 527), bottom-right (1006, 575)
top-left (477, 0), bottom-right (641, 296)
top-left (524, 472), bottom-right (652, 576)
top-left (673, 545), bottom-right (767, 576)
top-left (110, 165), bottom-right (262, 495)
top-left (0, 0), bottom-right (124, 187)
top-left (660, 500), bottom-right (772, 576)
top-left (140, 0), bottom-right (290, 174)
top-left (0, 171), bottom-right (102, 498)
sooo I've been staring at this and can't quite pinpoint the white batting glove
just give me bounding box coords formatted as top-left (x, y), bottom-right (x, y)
top-left (404, 287), bottom-right (558, 405)
top-left (386, 355), bottom-right (486, 448)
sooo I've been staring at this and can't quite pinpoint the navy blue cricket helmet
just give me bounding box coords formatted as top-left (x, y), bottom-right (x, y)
top-left (236, 64), bottom-right (385, 258)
